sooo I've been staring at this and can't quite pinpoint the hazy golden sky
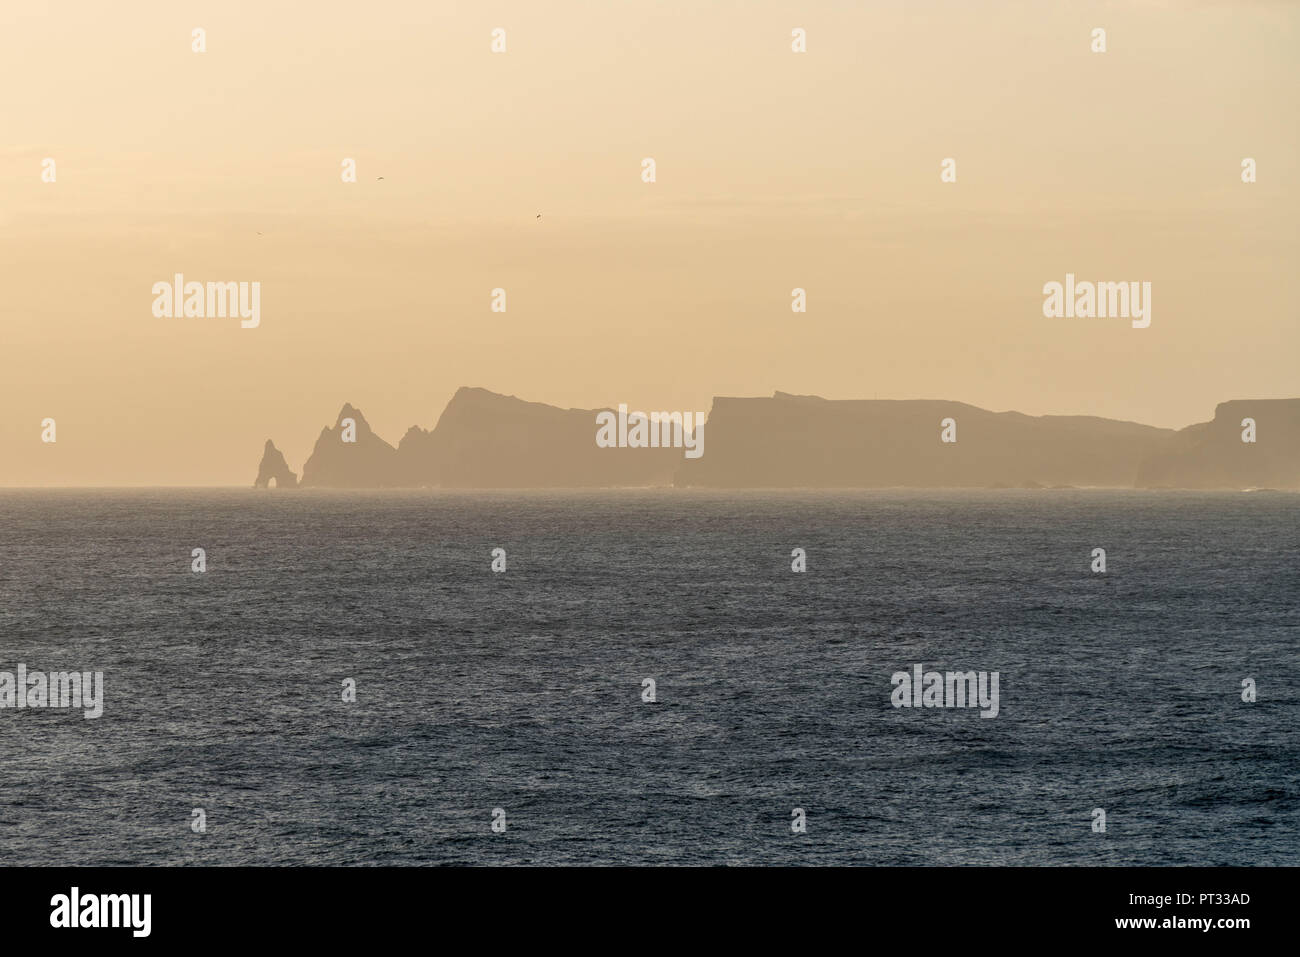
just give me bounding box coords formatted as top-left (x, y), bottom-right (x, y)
top-left (2, 0), bottom-right (1296, 484)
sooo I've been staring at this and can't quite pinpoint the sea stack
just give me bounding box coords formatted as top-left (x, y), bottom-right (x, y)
top-left (253, 439), bottom-right (298, 488)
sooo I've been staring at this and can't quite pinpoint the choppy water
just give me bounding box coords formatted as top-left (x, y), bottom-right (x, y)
top-left (0, 489), bottom-right (1296, 865)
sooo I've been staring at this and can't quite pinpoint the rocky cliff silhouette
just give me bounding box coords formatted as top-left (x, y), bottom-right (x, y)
top-left (289, 389), bottom-right (682, 489)
top-left (253, 440), bottom-right (297, 488)
top-left (297, 403), bottom-right (400, 488)
top-left (1135, 399), bottom-right (1300, 489)
top-left (256, 390), bottom-right (1300, 490)
top-left (676, 392), bottom-right (1172, 488)
top-left (419, 387), bottom-right (683, 487)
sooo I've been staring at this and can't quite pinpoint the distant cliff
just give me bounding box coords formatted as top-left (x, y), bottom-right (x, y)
top-left (410, 387), bottom-right (681, 488)
top-left (255, 390), bottom-right (1300, 490)
top-left (673, 393), bottom-right (1173, 488)
top-left (1135, 399), bottom-right (1300, 489)
top-left (282, 389), bottom-right (680, 489)
top-left (299, 404), bottom-right (399, 488)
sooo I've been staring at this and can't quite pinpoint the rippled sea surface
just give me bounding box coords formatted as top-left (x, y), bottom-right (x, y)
top-left (0, 489), bottom-right (1296, 865)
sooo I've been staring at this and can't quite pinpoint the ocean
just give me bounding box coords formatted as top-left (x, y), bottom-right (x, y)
top-left (0, 489), bottom-right (1295, 865)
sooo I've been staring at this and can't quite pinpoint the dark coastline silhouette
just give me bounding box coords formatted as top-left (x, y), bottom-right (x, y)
top-left (254, 387), bottom-right (1300, 490)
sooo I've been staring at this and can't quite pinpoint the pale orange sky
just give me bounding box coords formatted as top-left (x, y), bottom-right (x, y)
top-left (2, 0), bottom-right (1296, 485)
